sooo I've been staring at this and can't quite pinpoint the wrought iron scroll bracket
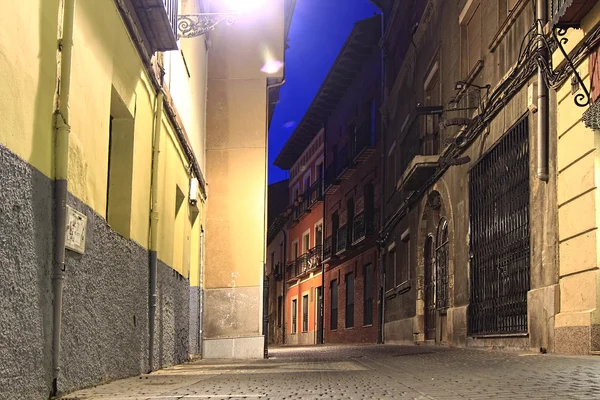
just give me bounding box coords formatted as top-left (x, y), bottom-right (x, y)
top-left (552, 27), bottom-right (592, 107)
top-left (178, 13), bottom-right (238, 39)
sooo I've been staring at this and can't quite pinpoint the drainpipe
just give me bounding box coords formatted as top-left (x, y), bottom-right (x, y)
top-left (51, 0), bottom-right (76, 396)
top-left (376, 11), bottom-right (387, 345)
top-left (282, 227), bottom-right (287, 345)
top-left (537, 0), bottom-right (549, 182)
top-left (149, 91), bottom-right (165, 372)
top-left (321, 125), bottom-right (326, 345)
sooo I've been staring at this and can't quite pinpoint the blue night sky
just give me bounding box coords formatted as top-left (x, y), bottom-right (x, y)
top-left (268, 0), bottom-right (379, 184)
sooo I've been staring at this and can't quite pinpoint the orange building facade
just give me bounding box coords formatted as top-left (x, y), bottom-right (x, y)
top-left (283, 129), bottom-right (325, 345)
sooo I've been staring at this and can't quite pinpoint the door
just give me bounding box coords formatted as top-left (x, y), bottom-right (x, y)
top-left (316, 287), bottom-right (323, 343)
top-left (424, 235), bottom-right (436, 341)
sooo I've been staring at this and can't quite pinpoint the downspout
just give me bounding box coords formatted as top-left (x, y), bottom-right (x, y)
top-left (52, 0), bottom-right (76, 396)
top-left (282, 227), bottom-right (287, 345)
top-left (377, 11), bottom-right (387, 345)
top-left (537, 0), bottom-right (549, 182)
top-left (149, 91), bottom-right (165, 372)
top-left (321, 125), bottom-right (326, 345)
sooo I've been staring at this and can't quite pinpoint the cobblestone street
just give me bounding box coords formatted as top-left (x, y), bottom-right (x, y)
top-left (60, 344), bottom-right (600, 400)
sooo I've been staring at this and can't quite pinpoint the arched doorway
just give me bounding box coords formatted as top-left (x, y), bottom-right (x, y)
top-left (420, 191), bottom-right (450, 343)
top-left (424, 235), bottom-right (436, 341)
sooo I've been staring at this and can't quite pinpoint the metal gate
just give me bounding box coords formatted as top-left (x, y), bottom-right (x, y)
top-left (436, 219), bottom-right (449, 311)
top-left (468, 116), bottom-right (530, 336)
top-left (424, 236), bottom-right (436, 340)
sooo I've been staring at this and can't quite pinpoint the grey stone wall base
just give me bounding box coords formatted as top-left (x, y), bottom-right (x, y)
top-left (152, 260), bottom-right (190, 370)
top-left (0, 144), bottom-right (190, 399)
top-left (528, 285), bottom-right (558, 353)
top-left (0, 143), bottom-right (54, 400)
top-left (189, 287), bottom-right (201, 355)
top-left (202, 336), bottom-right (264, 359)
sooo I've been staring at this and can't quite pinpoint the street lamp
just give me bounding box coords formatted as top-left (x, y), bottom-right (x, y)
top-left (178, 0), bottom-right (271, 39)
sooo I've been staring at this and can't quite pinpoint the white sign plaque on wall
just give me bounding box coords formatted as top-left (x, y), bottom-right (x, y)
top-left (65, 206), bottom-right (87, 254)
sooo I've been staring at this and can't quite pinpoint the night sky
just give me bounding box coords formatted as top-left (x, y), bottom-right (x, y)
top-left (268, 0), bottom-right (380, 184)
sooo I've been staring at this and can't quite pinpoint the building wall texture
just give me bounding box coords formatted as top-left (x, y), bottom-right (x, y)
top-left (0, 0), bottom-right (209, 398)
top-left (382, 0), bottom-right (560, 352)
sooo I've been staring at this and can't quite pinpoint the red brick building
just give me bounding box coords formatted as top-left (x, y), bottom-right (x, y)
top-left (321, 16), bottom-right (382, 344)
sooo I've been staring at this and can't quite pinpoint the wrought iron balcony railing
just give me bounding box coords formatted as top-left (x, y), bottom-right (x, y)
top-left (291, 246), bottom-right (323, 279)
top-left (125, 0), bottom-right (179, 53)
top-left (336, 224), bottom-right (348, 255)
top-left (352, 210), bottom-right (375, 245)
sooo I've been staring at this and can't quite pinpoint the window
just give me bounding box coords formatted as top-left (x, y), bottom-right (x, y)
top-left (399, 232), bottom-right (410, 285)
top-left (315, 223), bottom-right (323, 248)
top-left (332, 212), bottom-right (339, 254)
top-left (303, 232), bottom-right (310, 254)
top-left (106, 88), bottom-right (135, 238)
top-left (364, 264), bottom-right (374, 326)
top-left (277, 296), bottom-right (282, 327)
top-left (460, 0), bottom-right (482, 76)
top-left (424, 60), bottom-right (440, 155)
top-left (370, 99), bottom-right (377, 145)
top-left (302, 295), bottom-right (309, 332)
top-left (292, 240), bottom-right (299, 260)
top-left (292, 299), bottom-right (297, 334)
top-left (330, 280), bottom-right (338, 330)
top-left (304, 173), bottom-right (311, 194)
top-left (385, 249), bottom-right (396, 292)
top-left (347, 198), bottom-right (355, 245)
top-left (345, 273), bottom-right (354, 328)
top-left (270, 251), bottom-right (275, 275)
top-left (387, 143), bottom-right (397, 197)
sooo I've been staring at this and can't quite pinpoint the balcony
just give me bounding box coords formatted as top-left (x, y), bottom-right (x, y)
top-left (352, 122), bottom-right (376, 164)
top-left (551, 0), bottom-right (599, 28)
top-left (127, 0), bottom-right (179, 53)
top-left (323, 235), bottom-right (334, 262)
top-left (396, 119), bottom-right (440, 194)
top-left (352, 211), bottom-right (375, 245)
top-left (335, 143), bottom-right (356, 180)
top-left (324, 164), bottom-right (340, 195)
top-left (274, 262), bottom-right (283, 281)
top-left (336, 224), bottom-right (349, 255)
top-left (287, 246), bottom-right (323, 283)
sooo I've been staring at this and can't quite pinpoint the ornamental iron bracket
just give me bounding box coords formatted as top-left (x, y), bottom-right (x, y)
top-left (553, 27), bottom-right (592, 107)
top-left (178, 13), bottom-right (239, 39)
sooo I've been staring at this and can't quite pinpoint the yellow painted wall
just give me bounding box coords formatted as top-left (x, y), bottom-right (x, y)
top-left (555, 3), bottom-right (600, 330)
top-left (0, 0), bottom-right (207, 281)
top-left (0, 0), bottom-right (59, 178)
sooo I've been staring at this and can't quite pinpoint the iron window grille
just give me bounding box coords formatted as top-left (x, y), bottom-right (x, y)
top-left (468, 116), bottom-right (530, 336)
top-left (330, 280), bottom-right (338, 330)
top-left (345, 273), bottom-right (355, 328)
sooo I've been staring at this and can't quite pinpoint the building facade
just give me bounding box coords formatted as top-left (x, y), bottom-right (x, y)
top-left (321, 16), bottom-right (382, 344)
top-left (377, 0), bottom-right (600, 355)
top-left (0, 0), bottom-right (292, 398)
top-left (283, 130), bottom-right (325, 345)
top-left (266, 179), bottom-right (290, 346)
top-left (202, 0), bottom-right (292, 359)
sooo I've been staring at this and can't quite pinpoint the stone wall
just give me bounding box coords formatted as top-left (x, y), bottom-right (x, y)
top-left (0, 144), bottom-right (190, 399)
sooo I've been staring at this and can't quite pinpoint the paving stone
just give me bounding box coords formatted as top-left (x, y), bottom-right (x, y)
top-left (58, 344), bottom-right (600, 399)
